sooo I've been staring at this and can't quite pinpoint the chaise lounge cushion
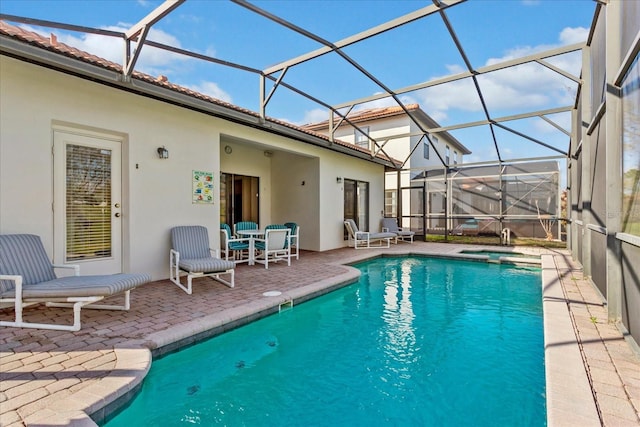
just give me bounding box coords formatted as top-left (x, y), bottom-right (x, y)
top-left (0, 234), bottom-right (57, 292)
top-left (380, 218), bottom-right (415, 241)
top-left (178, 257), bottom-right (235, 274)
top-left (0, 273), bottom-right (151, 299)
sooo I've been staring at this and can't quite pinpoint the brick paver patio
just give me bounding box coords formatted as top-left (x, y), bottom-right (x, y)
top-left (1, 243), bottom-right (639, 426)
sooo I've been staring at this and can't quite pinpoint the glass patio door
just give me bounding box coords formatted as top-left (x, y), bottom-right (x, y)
top-left (220, 173), bottom-right (259, 227)
top-left (53, 130), bottom-right (122, 274)
top-left (344, 179), bottom-right (369, 238)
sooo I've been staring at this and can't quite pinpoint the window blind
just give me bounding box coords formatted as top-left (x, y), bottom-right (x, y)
top-left (65, 144), bottom-right (112, 261)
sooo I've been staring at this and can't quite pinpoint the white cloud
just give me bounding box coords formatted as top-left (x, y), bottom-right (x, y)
top-left (342, 93), bottom-right (420, 115)
top-left (184, 81), bottom-right (233, 103)
top-left (204, 46), bottom-right (217, 57)
top-left (414, 27), bottom-right (588, 122)
top-left (560, 27), bottom-right (589, 45)
top-left (21, 23), bottom-right (191, 77)
top-left (299, 108), bottom-right (329, 126)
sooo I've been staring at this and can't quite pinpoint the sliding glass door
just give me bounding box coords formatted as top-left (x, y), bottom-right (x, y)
top-left (344, 179), bottom-right (369, 238)
top-left (220, 173), bottom-right (259, 227)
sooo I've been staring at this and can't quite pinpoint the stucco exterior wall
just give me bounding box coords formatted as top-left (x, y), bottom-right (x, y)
top-left (321, 152), bottom-right (385, 247)
top-left (270, 152), bottom-right (319, 250)
top-left (0, 56), bottom-right (222, 279)
top-left (0, 56), bottom-right (386, 278)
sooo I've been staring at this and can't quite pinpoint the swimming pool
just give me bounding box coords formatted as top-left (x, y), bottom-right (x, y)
top-left (102, 256), bottom-right (545, 426)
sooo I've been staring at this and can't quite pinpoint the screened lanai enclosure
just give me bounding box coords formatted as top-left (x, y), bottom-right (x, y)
top-left (1, 0), bottom-right (638, 349)
top-left (1, 0), bottom-right (585, 240)
top-left (389, 161), bottom-right (560, 239)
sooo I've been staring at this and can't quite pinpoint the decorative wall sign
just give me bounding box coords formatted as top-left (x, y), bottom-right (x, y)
top-left (192, 170), bottom-right (214, 204)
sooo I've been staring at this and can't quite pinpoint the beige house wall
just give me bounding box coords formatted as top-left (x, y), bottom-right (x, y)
top-left (0, 56), bottom-right (386, 278)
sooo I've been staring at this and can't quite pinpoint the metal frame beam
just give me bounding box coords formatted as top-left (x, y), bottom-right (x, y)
top-left (0, 14), bottom-right (123, 37)
top-left (258, 0), bottom-right (466, 75)
top-left (493, 123), bottom-right (568, 156)
top-left (428, 106), bottom-right (574, 133)
top-left (123, 0), bottom-right (186, 79)
top-left (125, 0), bottom-right (185, 41)
top-left (232, 0), bottom-right (434, 167)
top-left (333, 43), bottom-right (583, 109)
top-left (2, 0), bottom-right (583, 169)
top-left (437, 8), bottom-right (502, 162)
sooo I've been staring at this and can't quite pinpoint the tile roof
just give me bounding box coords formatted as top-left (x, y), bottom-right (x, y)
top-left (0, 21), bottom-right (399, 166)
top-left (302, 102), bottom-right (471, 155)
top-left (303, 104), bottom-right (421, 130)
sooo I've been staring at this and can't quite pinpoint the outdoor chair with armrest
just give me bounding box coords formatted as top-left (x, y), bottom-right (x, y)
top-left (233, 221), bottom-right (258, 237)
top-left (284, 222), bottom-right (300, 260)
top-left (220, 223), bottom-right (251, 264)
top-left (253, 225), bottom-right (291, 269)
top-left (381, 217), bottom-right (415, 243)
top-left (170, 225), bottom-right (236, 294)
top-left (0, 233), bottom-right (151, 331)
top-left (344, 219), bottom-right (396, 249)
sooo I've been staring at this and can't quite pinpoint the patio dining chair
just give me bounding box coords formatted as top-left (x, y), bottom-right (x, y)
top-left (253, 225), bottom-right (291, 269)
top-left (233, 221), bottom-right (258, 237)
top-left (381, 217), bottom-right (414, 243)
top-left (344, 219), bottom-right (396, 249)
top-left (220, 223), bottom-right (251, 264)
top-left (170, 226), bottom-right (236, 294)
top-left (284, 222), bottom-right (300, 260)
top-left (0, 233), bottom-right (151, 331)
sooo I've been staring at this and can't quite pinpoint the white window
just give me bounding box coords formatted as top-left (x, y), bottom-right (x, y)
top-left (423, 141), bottom-right (430, 159)
top-left (385, 190), bottom-right (397, 216)
top-left (354, 126), bottom-right (370, 148)
top-left (454, 151), bottom-right (458, 165)
top-left (446, 145), bottom-right (450, 164)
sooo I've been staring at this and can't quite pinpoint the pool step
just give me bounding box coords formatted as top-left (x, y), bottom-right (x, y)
top-left (279, 299), bottom-right (293, 312)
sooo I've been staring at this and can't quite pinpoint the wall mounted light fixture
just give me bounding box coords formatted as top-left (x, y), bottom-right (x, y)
top-left (336, 177), bottom-right (342, 183)
top-left (157, 146), bottom-right (169, 159)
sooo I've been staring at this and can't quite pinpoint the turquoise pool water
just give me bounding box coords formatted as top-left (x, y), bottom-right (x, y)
top-left (103, 256), bottom-right (545, 426)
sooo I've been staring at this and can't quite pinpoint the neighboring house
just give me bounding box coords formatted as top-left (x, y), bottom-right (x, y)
top-left (0, 22), bottom-right (395, 280)
top-left (304, 104), bottom-right (471, 229)
top-left (305, 104), bottom-right (470, 170)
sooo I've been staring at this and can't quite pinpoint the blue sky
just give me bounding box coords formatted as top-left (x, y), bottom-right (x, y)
top-left (1, 0), bottom-right (596, 170)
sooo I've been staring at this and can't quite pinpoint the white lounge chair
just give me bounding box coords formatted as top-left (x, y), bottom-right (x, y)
top-left (344, 219), bottom-right (396, 249)
top-left (381, 217), bottom-right (415, 243)
top-left (0, 234), bottom-right (151, 331)
top-left (170, 226), bottom-right (236, 294)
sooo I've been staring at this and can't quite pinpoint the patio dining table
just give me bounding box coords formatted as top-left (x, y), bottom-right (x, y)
top-left (235, 229), bottom-right (265, 266)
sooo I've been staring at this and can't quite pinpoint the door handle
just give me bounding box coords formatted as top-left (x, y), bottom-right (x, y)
top-left (115, 213), bottom-right (121, 218)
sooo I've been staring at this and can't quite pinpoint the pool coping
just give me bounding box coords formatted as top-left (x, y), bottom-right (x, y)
top-left (10, 247), bottom-right (611, 426)
top-left (541, 254), bottom-right (600, 426)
